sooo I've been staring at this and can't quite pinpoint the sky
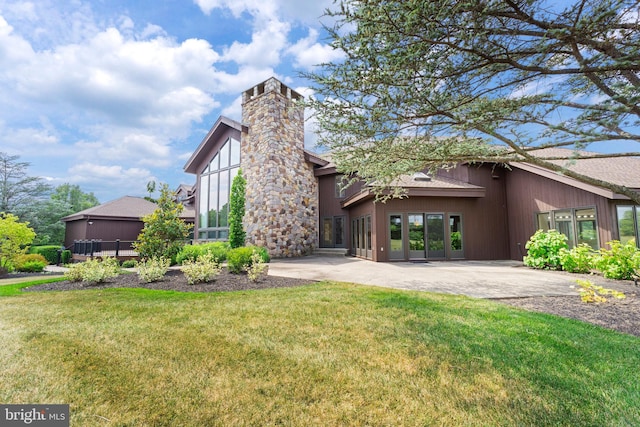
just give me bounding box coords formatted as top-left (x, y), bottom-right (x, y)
top-left (0, 0), bottom-right (342, 202)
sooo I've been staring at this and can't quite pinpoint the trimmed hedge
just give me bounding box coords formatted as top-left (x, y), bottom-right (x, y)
top-left (29, 245), bottom-right (62, 265)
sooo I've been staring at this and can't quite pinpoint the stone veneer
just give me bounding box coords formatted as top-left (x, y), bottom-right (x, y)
top-left (241, 77), bottom-right (318, 257)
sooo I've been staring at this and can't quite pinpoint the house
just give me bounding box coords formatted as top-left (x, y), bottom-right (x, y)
top-left (184, 77), bottom-right (640, 261)
top-left (62, 195), bottom-right (195, 253)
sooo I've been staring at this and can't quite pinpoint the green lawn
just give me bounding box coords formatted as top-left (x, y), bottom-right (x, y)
top-left (1, 279), bottom-right (639, 426)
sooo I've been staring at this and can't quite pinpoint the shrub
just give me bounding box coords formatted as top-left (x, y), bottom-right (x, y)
top-left (227, 246), bottom-right (270, 274)
top-left (576, 279), bottom-right (626, 303)
top-left (61, 250), bottom-right (72, 265)
top-left (64, 257), bottom-right (120, 285)
top-left (246, 251), bottom-right (269, 282)
top-left (181, 253), bottom-right (221, 285)
top-left (229, 169), bottom-right (246, 249)
top-left (227, 247), bottom-right (255, 274)
top-left (14, 254), bottom-right (48, 273)
top-left (29, 246), bottom-right (60, 264)
top-left (0, 213), bottom-right (36, 273)
top-left (133, 183), bottom-right (192, 261)
top-left (176, 242), bottom-right (231, 265)
top-left (559, 244), bottom-right (595, 274)
top-left (137, 257), bottom-right (170, 283)
top-left (121, 259), bottom-right (138, 268)
top-left (176, 244), bottom-right (203, 265)
top-left (593, 240), bottom-right (640, 280)
top-left (523, 229), bottom-right (567, 270)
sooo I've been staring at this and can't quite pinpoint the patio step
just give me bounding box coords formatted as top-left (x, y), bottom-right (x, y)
top-left (313, 248), bottom-right (349, 257)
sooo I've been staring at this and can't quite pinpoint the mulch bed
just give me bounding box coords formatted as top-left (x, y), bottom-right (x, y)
top-left (18, 269), bottom-right (640, 337)
top-left (21, 268), bottom-right (317, 293)
top-left (497, 292), bottom-right (639, 337)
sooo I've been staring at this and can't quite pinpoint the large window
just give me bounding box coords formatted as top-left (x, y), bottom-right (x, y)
top-left (617, 205), bottom-right (640, 247)
top-left (198, 138), bottom-right (240, 240)
top-left (535, 207), bottom-right (599, 249)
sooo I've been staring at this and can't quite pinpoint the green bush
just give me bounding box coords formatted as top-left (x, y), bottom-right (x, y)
top-left (523, 229), bottom-right (568, 270)
top-left (559, 244), bottom-right (595, 274)
top-left (227, 247), bottom-right (254, 274)
top-left (29, 246), bottom-right (60, 264)
top-left (227, 246), bottom-right (269, 274)
top-left (176, 242), bottom-right (231, 265)
top-left (14, 254), bottom-right (48, 272)
top-left (137, 257), bottom-right (170, 283)
top-left (64, 257), bottom-right (120, 285)
top-left (181, 253), bottom-right (221, 285)
top-left (593, 240), bottom-right (640, 280)
top-left (61, 250), bottom-right (72, 265)
top-left (121, 259), bottom-right (137, 268)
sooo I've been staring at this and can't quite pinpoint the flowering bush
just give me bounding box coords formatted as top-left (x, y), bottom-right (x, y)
top-left (181, 253), bottom-right (221, 285)
top-left (246, 251), bottom-right (269, 282)
top-left (137, 257), bottom-right (170, 283)
top-left (64, 257), bottom-right (120, 285)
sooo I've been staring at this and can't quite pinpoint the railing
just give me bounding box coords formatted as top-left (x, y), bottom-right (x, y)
top-left (72, 239), bottom-right (138, 258)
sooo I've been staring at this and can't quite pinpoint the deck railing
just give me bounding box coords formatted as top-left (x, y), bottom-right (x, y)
top-left (72, 239), bottom-right (137, 258)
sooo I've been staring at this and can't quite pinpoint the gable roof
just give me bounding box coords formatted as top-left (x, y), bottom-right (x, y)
top-left (62, 196), bottom-right (159, 222)
top-left (184, 116), bottom-right (244, 174)
top-left (62, 196), bottom-right (194, 222)
top-left (523, 148), bottom-right (640, 188)
top-left (511, 148), bottom-right (640, 199)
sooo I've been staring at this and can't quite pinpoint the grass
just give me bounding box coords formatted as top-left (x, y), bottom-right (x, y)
top-left (1, 280), bottom-right (639, 426)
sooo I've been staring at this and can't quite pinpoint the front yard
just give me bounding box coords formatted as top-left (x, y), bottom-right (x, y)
top-left (1, 280), bottom-right (639, 426)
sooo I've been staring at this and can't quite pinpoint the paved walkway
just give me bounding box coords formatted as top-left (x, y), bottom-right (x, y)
top-left (269, 256), bottom-right (587, 299)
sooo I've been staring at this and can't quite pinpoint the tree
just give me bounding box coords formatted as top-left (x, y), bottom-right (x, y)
top-left (0, 213), bottom-right (36, 275)
top-left (17, 184), bottom-right (100, 246)
top-left (306, 0), bottom-right (640, 203)
top-left (0, 152), bottom-right (51, 214)
top-left (133, 183), bottom-right (193, 261)
top-left (51, 183), bottom-right (100, 213)
top-left (228, 169), bottom-right (246, 248)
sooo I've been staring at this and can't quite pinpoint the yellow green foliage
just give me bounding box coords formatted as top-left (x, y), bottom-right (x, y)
top-left (577, 279), bottom-right (626, 304)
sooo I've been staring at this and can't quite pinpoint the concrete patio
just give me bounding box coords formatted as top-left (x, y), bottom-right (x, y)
top-left (268, 256), bottom-right (593, 299)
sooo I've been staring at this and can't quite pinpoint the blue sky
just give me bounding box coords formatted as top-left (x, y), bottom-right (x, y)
top-left (0, 0), bottom-right (340, 202)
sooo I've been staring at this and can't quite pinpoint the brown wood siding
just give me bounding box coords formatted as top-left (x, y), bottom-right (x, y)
top-left (370, 164), bottom-right (509, 261)
top-left (64, 218), bottom-right (144, 248)
top-left (63, 220), bottom-right (87, 248)
top-left (504, 168), bottom-right (615, 260)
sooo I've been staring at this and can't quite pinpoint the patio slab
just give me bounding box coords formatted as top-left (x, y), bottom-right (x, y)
top-left (268, 256), bottom-right (591, 299)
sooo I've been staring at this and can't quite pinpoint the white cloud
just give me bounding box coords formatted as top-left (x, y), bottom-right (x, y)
top-left (287, 28), bottom-right (344, 70)
top-left (67, 162), bottom-right (156, 198)
top-left (221, 95), bottom-right (243, 120)
top-left (221, 18), bottom-right (290, 68)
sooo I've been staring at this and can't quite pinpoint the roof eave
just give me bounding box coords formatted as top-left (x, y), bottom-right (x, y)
top-left (184, 116), bottom-right (244, 174)
top-left (509, 162), bottom-right (636, 200)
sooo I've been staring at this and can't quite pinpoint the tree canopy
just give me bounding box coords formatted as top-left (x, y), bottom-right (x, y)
top-left (0, 152), bottom-right (51, 213)
top-left (306, 0), bottom-right (640, 203)
top-left (133, 183), bottom-right (193, 261)
top-left (0, 213), bottom-right (36, 275)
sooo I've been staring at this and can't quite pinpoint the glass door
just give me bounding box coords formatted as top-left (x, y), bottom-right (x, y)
top-left (426, 214), bottom-right (445, 258)
top-left (389, 214), bottom-right (404, 260)
top-left (448, 214), bottom-right (464, 259)
top-left (408, 214), bottom-right (426, 259)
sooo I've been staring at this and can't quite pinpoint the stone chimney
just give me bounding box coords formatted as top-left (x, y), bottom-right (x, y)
top-left (241, 77), bottom-right (317, 257)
